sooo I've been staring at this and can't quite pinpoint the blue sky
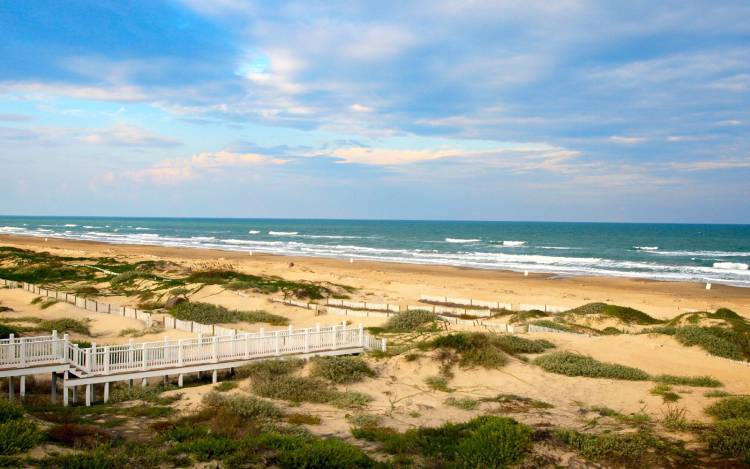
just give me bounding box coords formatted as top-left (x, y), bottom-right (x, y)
top-left (1, 1), bottom-right (749, 223)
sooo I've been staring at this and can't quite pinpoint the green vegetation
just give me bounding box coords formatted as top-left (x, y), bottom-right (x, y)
top-left (203, 392), bottom-right (282, 420)
top-left (705, 396), bottom-right (750, 420)
top-left (383, 309), bottom-right (440, 332)
top-left (186, 268), bottom-right (338, 300)
top-left (213, 381), bottom-right (238, 392)
top-left (310, 356), bottom-right (376, 384)
top-left (481, 393), bottom-right (553, 412)
top-left (508, 309), bottom-right (549, 323)
top-left (0, 400), bottom-right (40, 455)
top-left (650, 383), bottom-right (681, 403)
top-left (661, 406), bottom-right (689, 432)
top-left (242, 358), bottom-right (371, 408)
top-left (170, 301), bottom-right (288, 326)
top-left (555, 429), bottom-right (663, 466)
top-left (424, 375), bottom-right (453, 392)
top-left (653, 374), bottom-right (722, 387)
top-left (352, 415), bottom-right (532, 467)
top-left (47, 423), bottom-right (113, 448)
top-left (703, 419), bottom-right (750, 461)
top-left (530, 319), bottom-right (575, 332)
top-left (444, 397), bottom-right (479, 410)
top-left (672, 326), bottom-right (748, 360)
top-left (38, 318), bottom-right (90, 335)
top-left (564, 302), bottom-right (663, 325)
top-left (533, 351), bottom-right (650, 380)
top-left (108, 383), bottom-right (179, 405)
top-left (705, 390), bottom-right (731, 398)
top-left (0, 324), bottom-right (18, 339)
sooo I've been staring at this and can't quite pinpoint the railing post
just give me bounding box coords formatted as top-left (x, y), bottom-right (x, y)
top-left (244, 333), bottom-right (250, 359)
top-left (358, 323), bottom-right (364, 347)
top-left (19, 337), bottom-right (26, 366)
top-left (178, 340), bottom-right (184, 366)
top-left (212, 336), bottom-right (219, 363)
top-left (86, 347), bottom-right (92, 373)
top-left (128, 339), bottom-right (134, 370)
top-left (332, 325), bottom-right (338, 350)
top-left (274, 331), bottom-right (280, 356)
top-left (104, 346), bottom-right (110, 374)
top-left (304, 328), bottom-right (310, 353)
top-left (62, 333), bottom-right (69, 360)
top-left (141, 344), bottom-right (147, 371)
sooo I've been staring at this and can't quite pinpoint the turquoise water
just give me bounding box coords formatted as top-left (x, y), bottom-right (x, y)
top-left (1, 217), bottom-right (749, 286)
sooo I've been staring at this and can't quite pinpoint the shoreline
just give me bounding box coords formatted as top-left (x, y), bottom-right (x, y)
top-left (2, 233), bottom-right (750, 318)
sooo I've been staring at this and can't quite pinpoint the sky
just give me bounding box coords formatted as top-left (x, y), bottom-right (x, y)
top-left (0, 1), bottom-right (749, 223)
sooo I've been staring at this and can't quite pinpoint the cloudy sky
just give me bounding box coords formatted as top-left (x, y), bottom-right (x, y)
top-left (1, 1), bottom-right (749, 222)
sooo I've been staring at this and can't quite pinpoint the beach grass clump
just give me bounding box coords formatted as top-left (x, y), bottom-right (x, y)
top-left (383, 309), bottom-right (440, 332)
top-left (352, 415), bottom-right (532, 467)
top-left (661, 406), bottom-right (689, 432)
top-left (564, 302), bottom-right (663, 325)
top-left (533, 351), bottom-right (650, 381)
top-left (214, 381), bottom-right (238, 392)
top-left (509, 309), bottom-right (550, 323)
top-left (673, 326), bottom-right (748, 360)
top-left (429, 332), bottom-right (510, 369)
top-left (445, 397), bottom-right (479, 410)
top-left (650, 383), bottom-right (681, 403)
top-left (654, 374), bottom-right (722, 388)
top-left (530, 319), bottom-right (576, 332)
top-left (481, 393), bottom-right (553, 411)
top-left (309, 356), bottom-right (376, 384)
top-left (170, 301), bottom-right (288, 326)
top-left (47, 423), bottom-right (113, 448)
top-left (37, 318), bottom-right (91, 335)
top-left (0, 324), bottom-right (18, 339)
top-left (203, 392), bottom-right (282, 420)
top-left (424, 375), bottom-right (453, 392)
top-left (703, 419), bottom-right (750, 461)
top-left (185, 267), bottom-right (336, 299)
top-left (705, 396), bottom-right (750, 420)
top-left (273, 435), bottom-right (376, 469)
top-left (555, 428), bottom-right (660, 466)
top-left (242, 358), bottom-right (371, 408)
top-left (0, 401), bottom-right (40, 455)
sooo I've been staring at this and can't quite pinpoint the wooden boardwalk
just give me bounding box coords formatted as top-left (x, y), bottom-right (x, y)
top-left (0, 324), bottom-right (385, 406)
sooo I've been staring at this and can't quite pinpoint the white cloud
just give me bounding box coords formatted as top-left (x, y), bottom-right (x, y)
top-left (81, 123), bottom-right (179, 147)
top-left (126, 150), bottom-right (288, 184)
top-left (609, 135), bottom-right (647, 144)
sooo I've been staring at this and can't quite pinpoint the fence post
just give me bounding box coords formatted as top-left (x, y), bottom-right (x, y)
top-left (304, 328), bottom-right (310, 353)
top-left (274, 331), bottom-right (280, 356)
top-left (332, 325), bottom-right (338, 350)
top-left (142, 344), bottom-right (147, 371)
top-left (358, 324), bottom-right (364, 347)
top-left (381, 338), bottom-right (387, 352)
top-left (244, 333), bottom-right (250, 359)
top-left (212, 336), bottom-right (219, 363)
top-left (86, 347), bottom-right (92, 373)
top-left (178, 340), bottom-right (183, 366)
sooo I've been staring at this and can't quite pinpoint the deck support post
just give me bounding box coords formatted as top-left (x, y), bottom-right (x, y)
top-left (51, 372), bottom-right (57, 403)
top-left (19, 376), bottom-right (25, 398)
top-left (103, 382), bottom-right (109, 403)
top-left (72, 386), bottom-right (77, 404)
top-left (8, 376), bottom-right (12, 401)
top-left (141, 378), bottom-right (147, 388)
top-left (178, 374), bottom-right (183, 387)
top-left (85, 384), bottom-right (92, 407)
top-left (212, 370), bottom-right (217, 384)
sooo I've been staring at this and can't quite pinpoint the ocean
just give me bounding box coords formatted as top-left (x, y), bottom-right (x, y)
top-left (1, 217), bottom-right (749, 287)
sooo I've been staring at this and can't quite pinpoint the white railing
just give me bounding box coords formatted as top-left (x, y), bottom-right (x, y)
top-left (1, 324), bottom-right (386, 375)
top-left (326, 298), bottom-right (400, 313)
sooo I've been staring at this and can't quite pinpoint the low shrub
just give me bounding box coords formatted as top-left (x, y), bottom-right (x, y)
top-left (533, 352), bottom-right (650, 380)
top-left (277, 437), bottom-right (375, 469)
top-left (703, 418), bottom-right (750, 460)
top-left (564, 303), bottom-right (663, 325)
top-left (429, 332), bottom-right (509, 368)
top-left (555, 428), bottom-right (659, 466)
top-left (384, 310), bottom-right (439, 332)
top-left (661, 406), bottom-right (689, 432)
top-left (236, 358), bottom-right (304, 379)
top-left (170, 302), bottom-right (288, 326)
top-left (0, 324), bottom-right (17, 339)
top-left (251, 373), bottom-right (370, 408)
top-left (654, 374), bottom-right (722, 388)
top-left (454, 416), bottom-right (533, 468)
top-left (705, 396), bottom-right (750, 420)
top-left (0, 400), bottom-right (23, 423)
top-left (530, 319), bottom-right (574, 332)
top-left (0, 420), bottom-right (40, 455)
top-left (673, 326), bottom-right (747, 360)
top-left (424, 376), bottom-right (452, 392)
top-left (37, 318), bottom-right (90, 335)
top-left (481, 393), bottom-right (553, 411)
top-left (203, 392), bottom-right (282, 420)
top-left (310, 356), bottom-right (376, 384)
top-left (108, 383), bottom-right (178, 404)
top-left (214, 381), bottom-right (238, 392)
top-left (705, 390), bottom-right (731, 398)
top-left (285, 413), bottom-right (322, 425)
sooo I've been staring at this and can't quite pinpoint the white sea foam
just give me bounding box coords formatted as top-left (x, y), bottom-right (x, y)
top-left (713, 262), bottom-right (749, 270)
top-left (634, 246), bottom-right (659, 251)
top-left (269, 231), bottom-right (299, 236)
top-left (502, 240), bottom-right (526, 247)
top-left (648, 250), bottom-right (750, 257)
top-left (134, 227), bottom-right (150, 230)
top-left (445, 238), bottom-right (480, 243)
top-left (190, 236), bottom-right (216, 241)
top-left (248, 230), bottom-right (261, 234)
top-left (64, 224), bottom-right (77, 227)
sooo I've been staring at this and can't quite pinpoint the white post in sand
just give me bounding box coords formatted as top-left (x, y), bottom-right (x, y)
top-left (706, 283), bottom-right (712, 290)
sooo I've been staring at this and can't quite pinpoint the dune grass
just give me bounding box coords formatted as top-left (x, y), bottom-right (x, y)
top-left (383, 309), bottom-right (440, 332)
top-left (309, 356), bottom-right (377, 384)
top-left (170, 302), bottom-right (288, 326)
top-left (533, 351), bottom-right (650, 380)
top-left (564, 302), bottom-right (663, 325)
top-left (185, 268), bottom-right (336, 299)
top-left (705, 396), bottom-right (750, 420)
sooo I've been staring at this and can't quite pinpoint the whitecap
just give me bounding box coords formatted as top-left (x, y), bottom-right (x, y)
top-left (248, 230), bottom-right (261, 234)
top-left (501, 240), bottom-right (526, 247)
top-left (269, 231), bottom-right (298, 236)
top-left (713, 262), bottom-right (749, 270)
top-left (634, 246), bottom-right (659, 251)
top-left (63, 224), bottom-right (77, 227)
top-left (445, 238), bottom-right (480, 243)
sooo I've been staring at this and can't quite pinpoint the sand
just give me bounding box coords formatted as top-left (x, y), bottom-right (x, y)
top-left (2, 233), bottom-right (749, 444)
